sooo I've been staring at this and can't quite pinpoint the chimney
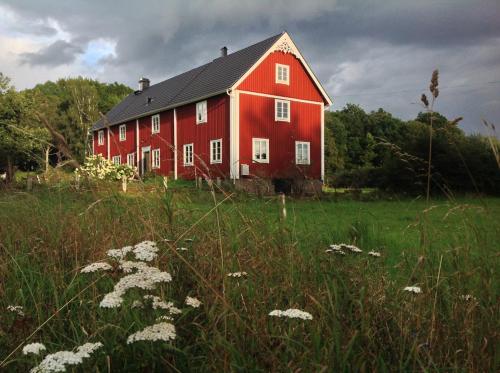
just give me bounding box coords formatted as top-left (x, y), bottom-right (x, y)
top-left (220, 46), bottom-right (227, 57)
top-left (138, 77), bottom-right (150, 91)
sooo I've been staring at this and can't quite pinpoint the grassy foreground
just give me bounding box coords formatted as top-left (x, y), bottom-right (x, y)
top-left (0, 179), bottom-right (498, 372)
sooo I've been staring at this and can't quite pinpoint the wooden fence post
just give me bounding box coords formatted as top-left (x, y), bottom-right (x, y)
top-left (122, 176), bottom-right (127, 193)
top-left (280, 193), bottom-right (287, 220)
top-left (163, 176), bottom-right (168, 191)
top-left (75, 173), bottom-right (80, 191)
top-left (26, 176), bottom-right (33, 191)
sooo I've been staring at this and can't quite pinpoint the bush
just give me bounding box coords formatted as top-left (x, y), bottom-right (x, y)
top-left (75, 154), bottom-right (136, 181)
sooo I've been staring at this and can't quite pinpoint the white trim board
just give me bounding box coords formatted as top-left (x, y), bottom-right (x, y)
top-left (173, 109), bottom-right (178, 180)
top-left (238, 90), bottom-right (323, 106)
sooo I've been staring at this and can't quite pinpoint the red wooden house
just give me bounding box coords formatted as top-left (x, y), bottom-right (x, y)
top-left (92, 32), bottom-right (332, 189)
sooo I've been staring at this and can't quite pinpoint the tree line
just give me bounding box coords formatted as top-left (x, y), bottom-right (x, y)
top-left (1, 72), bottom-right (498, 195)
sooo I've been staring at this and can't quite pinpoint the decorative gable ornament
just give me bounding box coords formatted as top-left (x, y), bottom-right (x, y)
top-left (273, 36), bottom-right (300, 58)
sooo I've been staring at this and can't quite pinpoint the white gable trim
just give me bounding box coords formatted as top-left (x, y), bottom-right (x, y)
top-left (231, 32), bottom-right (332, 106)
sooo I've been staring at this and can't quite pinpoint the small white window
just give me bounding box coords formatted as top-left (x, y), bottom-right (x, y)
top-left (127, 153), bottom-right (135, 167)
top-left (183, 143), bottom-right (194, 166)
top-left (98, 130), bottom-right (104, 145)
top-left (275, 99), bottom-right (290, 122)
top-left (196, 101), bottom-right (207, 124)
top-left (210, 139), bottom-right (222, 164)
top-left (152, 114), bottom-right (160, 134)
top-left (276, 64), bottom-right (290, 85)
top-left (295, 141), bottom-right (310, 165)
top-left (252, 138), bottom-right (269, 163)
top-left (112, 155), bottom-right (121, 165)
top-left (152, 148), bottom-right (160, 169)
top-left (119, 124), bottom-right (126, 141)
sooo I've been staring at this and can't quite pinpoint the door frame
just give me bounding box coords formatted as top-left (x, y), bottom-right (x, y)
top-left (141, 146), bottom-right (151, 176)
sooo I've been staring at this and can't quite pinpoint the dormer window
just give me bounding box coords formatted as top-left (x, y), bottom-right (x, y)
top-left (119, 124), bottom-right (126, 141)
top-left (276, 64), bottom-right (289, 85)
top-left (196, 101), bottom-right (207, 124)
top-left (152, 114), bottom-right (160, 134)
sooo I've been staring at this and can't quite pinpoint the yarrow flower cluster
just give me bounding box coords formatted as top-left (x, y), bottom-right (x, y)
top-left (75, 154), bottom-right (136, 181)
top-left (107, 246), bottom-right (134, 260)
top-left (81, 262), bottom-right (112, 273)
top-left (7, 305), bottom-right (24, 317)
top-left (23, 343), bottom-right (46, 355)
top-left (227, 271), bottom-right (248, 278)
top-left (326, 245), bottom-right (346, 255)
top-left (132, 241), bottom-right (159, 262)
top-left (185, 296), bottom-right (202, 308)
top-left (459, 294), bottom-right (477, 302)
top-left (127, 322), bottom-right (176, 344)
top-left (176, 247), bottom-right (188, 251)
top-left (269, 308), bottom-right (313, 320)
top-left (143, 295), bottom-right (181, 314)
top-left (368, 251), bottom-right (381, 257)
top-left (30, 342), bottom-right (103, 373)
top-left (99, 262), bottom-right (172, 308)
top-left (403, 286), bottom-right (422, 294)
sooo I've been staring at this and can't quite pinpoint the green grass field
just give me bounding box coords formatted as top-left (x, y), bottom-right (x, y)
top-left (0, 179), bottom-right (498, 372)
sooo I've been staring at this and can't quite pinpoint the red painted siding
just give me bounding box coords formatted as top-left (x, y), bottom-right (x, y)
top-left (176, 94), bottom-right (230, 179)
top-left (93, 129), bottom-right (108, 158)
top-left (138, 111), bottom-right (175, 175)
top-left (237, 51), bottom-right (324, 103)
top-left (109, 120), bottom-right (135, 163)
top-left (239, 93), bottom-right (321, 179)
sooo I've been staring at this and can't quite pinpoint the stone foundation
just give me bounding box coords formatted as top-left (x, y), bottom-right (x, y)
top-left (234, 178), bottom-right (323, 196)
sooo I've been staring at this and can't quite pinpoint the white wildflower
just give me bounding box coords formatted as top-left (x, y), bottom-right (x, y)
top-left (329, 244), bottom-right (343, 251)
top-left (127, 322), bottom-right (176, 344)
top-left (30, 342), bottom-right (102, 373)
top-left (269, 308), bottom-right (313, 320)
top-left (99, 262), bottom-right (172, 308)
top-left (227, 271), bottom-right (248, 278)
top-left (119, 260), bottom-right (149, 273)
top-left (325, 248), bottom-right (345, 255)
top-left (368, 251), bottom-right (381, 257)
top-left (403, 286), bottom-right (422, 294)
top-left (132, 241), bottom-right (158, 262)
top-left (185, 296), bottom-right (201, 308)
top-left (156, 315), bottom-right (174, 321)
top-left (341, 243), bottom-right (363, 253)
top-left (459, 294), bottom-right (477, 302)
top-left (23, 343), bottom-right (46, 355)
top-left (7, 305), bottom-right (24, 317)
top-left (176, 247), bottom-right (188, 251)
top-left (81, 262), bottom-right (112, 273)
top-left (107, 246), bottom-right (133, 260)
top-left (143, 295), bottom-right (182, 314)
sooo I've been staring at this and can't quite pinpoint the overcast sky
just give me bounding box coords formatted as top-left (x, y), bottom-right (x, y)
top-left (0, 0), bottom-right (499, 133)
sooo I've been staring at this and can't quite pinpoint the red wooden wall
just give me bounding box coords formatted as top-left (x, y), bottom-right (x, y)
top-left (93, 129), bottom-right (108, 158)
top-left (176, 94), bottom-right (230, 179)
top-left (238, 93), bottom-right (321, 179)
top-left (109, 120), bottom-right (135, 162)
top-left (237, 51), bottom-right (324, 103)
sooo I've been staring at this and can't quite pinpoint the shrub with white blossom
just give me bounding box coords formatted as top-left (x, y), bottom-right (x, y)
top-left (75, 154), bottom-right (136, 181)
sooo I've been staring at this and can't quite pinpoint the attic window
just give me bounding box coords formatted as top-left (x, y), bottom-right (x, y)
top-left (196, 100), bottom-right (207, 124)
top-left (276, 64), bottom-right (289, 85)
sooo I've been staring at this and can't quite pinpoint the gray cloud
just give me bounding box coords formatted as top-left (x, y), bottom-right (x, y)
top-left (20, 39), bottom-right (83, 66)
top-left (2, 0), bottom-right (500, 133)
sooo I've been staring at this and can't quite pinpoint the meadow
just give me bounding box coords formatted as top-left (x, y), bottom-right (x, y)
top-left (0, 178), bottom-right (498, 372)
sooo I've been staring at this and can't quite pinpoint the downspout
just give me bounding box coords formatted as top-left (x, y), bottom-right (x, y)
top-left (173, 109), bottom-right (178, 180)
top-left (226, 88), bottom-right (236, 183)
top-left (136, 119), bottom-right (140, 176)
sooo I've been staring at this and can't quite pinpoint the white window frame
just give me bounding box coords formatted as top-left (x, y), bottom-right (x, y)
top-left (152, 114), bottom-right (160, 134)
top-left (196, 100), bottom-right (207, 124)
top-left (152, 148), bottom-right (160, 169)
top-left (127, 153), bottom-right (135, 167)
top-left (295, 141), bottom-right (311, 165)
top-left (275, 99), bottom-right (290, 122)
top-left (210, 139), bottom-right (222, 164)
top-left (119, 124), bottom-right (126, 141)
top-left (112, 155), bottom-right (121, 165)
top-left (98, 130), bottom-right (104, 145)
top-left (276, 63), bottom-right (290, 85)
top-left (252, 138), bottom-right (269, 164)
top-left (183, 143), bottom-right (194, 166)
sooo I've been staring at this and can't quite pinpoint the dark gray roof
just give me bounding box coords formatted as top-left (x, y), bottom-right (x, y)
top-left (93, 33), bottom-right (283, 130)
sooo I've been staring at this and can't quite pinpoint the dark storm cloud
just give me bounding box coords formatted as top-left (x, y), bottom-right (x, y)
top-left (2, 0), bottom-right (500, 133)
top-left (20, 40), bottom-right (83, 66)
